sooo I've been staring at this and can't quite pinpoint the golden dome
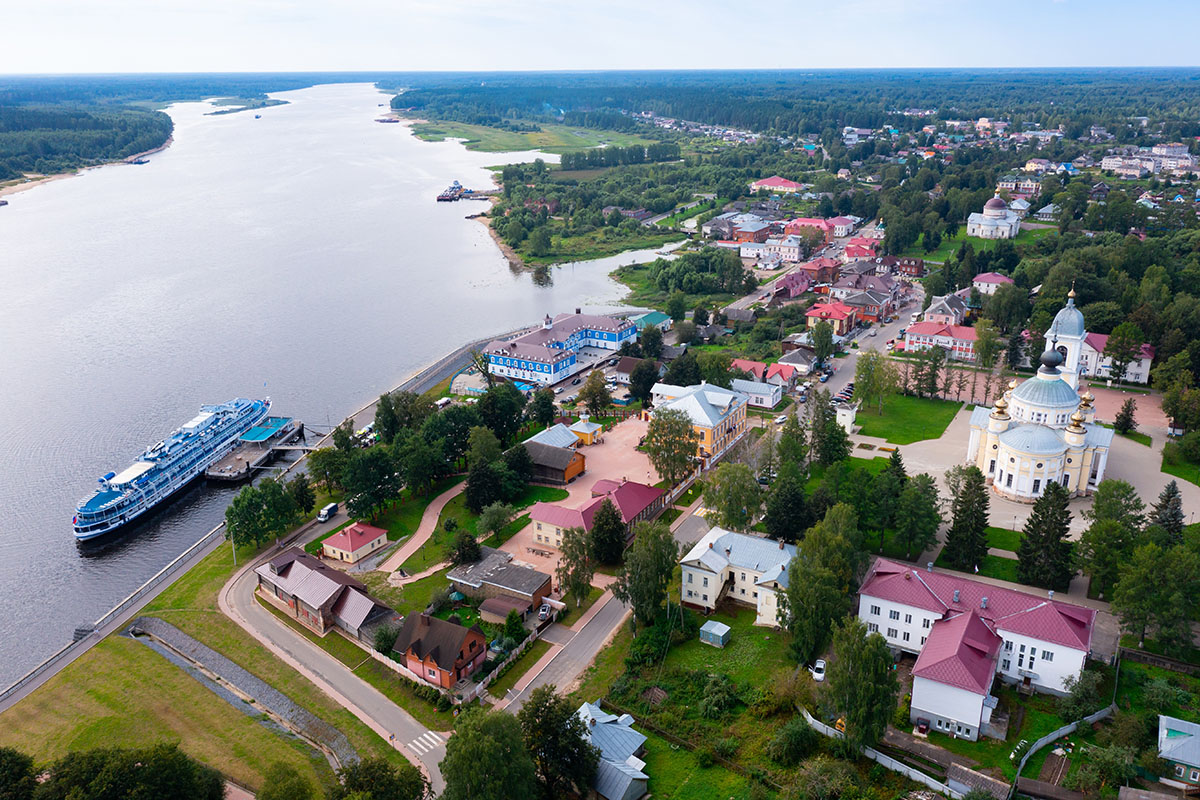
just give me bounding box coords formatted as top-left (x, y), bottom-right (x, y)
top-left (1070, 409), bottom-right (1085, 425)
top-left (1081, 391), bottom-right (1095, 406)
top-left (993, 396), bottom-right (1009, 413)
top-left (1068, 287), bottom-right (1077, 299)
top-left (1008, 378), bottom-right (1018, 390)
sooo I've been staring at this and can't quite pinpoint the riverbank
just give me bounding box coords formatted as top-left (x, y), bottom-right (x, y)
top-left (0, 136), bottom-right (175, 199)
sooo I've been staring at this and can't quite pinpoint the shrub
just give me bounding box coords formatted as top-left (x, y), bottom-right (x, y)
top-left (428, 587), bottom-right (453, 614)
top-left (447, 614), bottom-right (462, 627)
top-left (695, 747), bottom-right (714, 768)
top-left (1058, 668), bottom-right (1104, 720)
top-left (893, 693), bottom-right (912, 728)
top-left (699, 673), bottom-right (739, 719)
top-left (373, 625), bottom-right (399, 654)
top-left (1143, 677), bottom-right (1191, 713)
top-left (713, 737), bottom-right (739, 760)
top-left (442, 517), bottom-right (458, 532)
top-left (793, 756), bottom-right (858, 800)
top-left (767, 717), bottom-right (820, 767)
top-left (1099, 710), bottom-right (1156, 750)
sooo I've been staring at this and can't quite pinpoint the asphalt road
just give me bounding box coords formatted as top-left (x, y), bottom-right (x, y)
top-left (221, 548), bottom-right (447, 794)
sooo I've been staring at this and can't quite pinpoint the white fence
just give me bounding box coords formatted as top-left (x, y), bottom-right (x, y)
top-left (800, 708), bottom-right (963, 799)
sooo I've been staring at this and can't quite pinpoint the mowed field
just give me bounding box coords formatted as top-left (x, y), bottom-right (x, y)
top-left (409, 120), bottom-right (657, 154)
top-left (0, 636), bottom-right (329, 789)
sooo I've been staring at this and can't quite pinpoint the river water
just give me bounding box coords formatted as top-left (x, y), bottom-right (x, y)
top-left (0, 82), bottom-right (653, 685)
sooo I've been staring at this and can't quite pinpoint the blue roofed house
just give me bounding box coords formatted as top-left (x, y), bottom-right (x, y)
top-left (577, 701), bottom-right (649, 800)
top-left (483, 311), bottom-right (637, 386)
top-left (679, 527), bottom-right (796, 627)
top-left (1159, 715), bottom-right (1200, 789)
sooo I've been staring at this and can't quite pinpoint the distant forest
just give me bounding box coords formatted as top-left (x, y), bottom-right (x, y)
top-left (388, 69), bottom-right (1200, 141)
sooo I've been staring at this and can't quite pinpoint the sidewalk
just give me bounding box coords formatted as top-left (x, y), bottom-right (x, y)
top-left (379, 483), bottom-right (465, 572)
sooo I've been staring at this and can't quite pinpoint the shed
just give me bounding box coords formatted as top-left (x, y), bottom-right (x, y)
top-left (699, 620), bottom-right (731, 648)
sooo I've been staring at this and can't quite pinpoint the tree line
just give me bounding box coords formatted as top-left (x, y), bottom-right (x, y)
top-left (558, 141), bottom-right (680, 170)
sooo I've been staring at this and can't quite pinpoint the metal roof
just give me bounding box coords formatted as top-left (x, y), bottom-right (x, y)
top-left (681, 527), bottom-right (795, 577)
top-left (525, 424), bottom-right (579, 449)
top-left (1011, 374), bottom-right (1080, 409)
top-left (1050, 298), bottom-right (1086, 339)
top-left (1159, 715), bottom-right (1200, 768)
top-left (999, 424), bottom-right (1066, 455)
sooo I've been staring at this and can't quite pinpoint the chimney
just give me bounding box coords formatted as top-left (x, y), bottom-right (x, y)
top-left (725, 547), bottom-right (732, 556)
top-left (953, 589), bottom-right (960, 604)
top-left (779, 540), bottom-right (785, 550)
top-left (590, 718), bottom-right (596, 726)
top-left (981, 597), bottom-right (988, 610)
top-left (1048, 590), bottom-right (1054, 601)
top-left (926, 562), bottom-right (933, 573)
top-left (708, 542), bottom-right (713, 549)
top-left (575, 307), bottom-right (582, 315)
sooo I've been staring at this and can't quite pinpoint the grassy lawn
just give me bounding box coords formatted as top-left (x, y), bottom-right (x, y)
top-left (659, 507), bottom-right (683, 527)
top-left (987, 526), bottom-right (1023, 552)
top-left (612, 262), bottom-right (738, 312)
top-left (374, 476), bottom-right (466, 542)
top-left (868, 528), bottom-right (924, 562)
top-left (853, 395), bottom-right (963, 445)
top-left (2, 539), bottom-right (417, 790)
top-left (676, 481), bottom-right (705, 507)
top-left (1161, 456), bottom-right (1200, 488)
top-left (359, 566), bottom-right (452, 617)
top-left (256, 597), bottom-right (453, 730)
top-left (934, 549), bottom-right (1020, 583)
top-left (661, 607), bottom-right (791, 686)
top-left (639, 730), bottom-right (762, 800)
top-left (0, 636), bottom-right (330, 792)
top-left (408, 120), bottom-right (658, 154)
top-left (400, 484), bottom-right (565, 573)
top-left (804, 456), bottom-right (888, 493)
top-left (1120, 430), bottom-right (1153, 447)
top-left (485, 639), bottom-right (553, 698)
top-left (902, 226), bottom-right (1057, 263)
top-left (1118, 635), bottom-right (1200, 668)
top-left (558, 585), bottom-right (605, 626)
top-left (515, 227), bottom-right (683, 267)
top-left (1114, 661), bottom-right (1200, 720)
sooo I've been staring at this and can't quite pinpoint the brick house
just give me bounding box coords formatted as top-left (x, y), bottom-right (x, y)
top-left (255, 548), bottom-right (395, 639)
top-left (392, 613), bottom-right (487, 690)
top-left (446, 546), bottom-right (552, 610)
top-left (805, 302), bottom-right (858, 336)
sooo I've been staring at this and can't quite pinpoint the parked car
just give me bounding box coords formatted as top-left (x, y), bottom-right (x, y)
top-left (774, 415), bottom-right (789, 425)
top-left (553, 386), bottom-right (563, 394)
top-left (798, 394), bottom-right (808, 403)
top-left (538, 604), bottom-right (551, 621)
top-left (868, 329), bottom-right (877, 337)
top-left (572, 377), bottom-right (582, 385)
top-left (819, 374), bottom-right (829, 383)
top-left (810, 659), bottom-right (826, 682)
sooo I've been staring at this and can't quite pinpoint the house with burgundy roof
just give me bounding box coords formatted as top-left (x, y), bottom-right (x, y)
top-left (750, 175), bottom-right (804, 194)
top-left (902, 321), bottom-right (978, 362)
top-left (321, 521), bottom-right (389, 564)
top-left (529, 479), bottom-right (666, 550)
top-left (805, 302), bottom-right (858, 336)
top-left (796, 256), bottom-right (840, 286)
top-left (971, 272), bottom-right (1015, 296)
top-left (858, 559), bottom-right (1095, 740)
top-left (1079, 332), bottom-right (1155, 385)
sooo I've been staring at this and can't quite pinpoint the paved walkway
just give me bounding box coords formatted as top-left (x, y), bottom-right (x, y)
top-left (379, 483), bottom-right (465, 573)
top-left (387, 561), bottom-right (448, 587)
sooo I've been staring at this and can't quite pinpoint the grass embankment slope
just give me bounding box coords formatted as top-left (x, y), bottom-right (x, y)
top-left (613, 261), bottom-right (739, 311)
top-left (409, 120), bottom-right (657, 155)
top-left (0, 538), bottom-right (416, 791)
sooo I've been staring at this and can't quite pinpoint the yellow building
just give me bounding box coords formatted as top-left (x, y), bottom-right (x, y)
top-left (966, 316), bottom-right (1112, 503)
top-left (650, 382), bottom-right (749, 463)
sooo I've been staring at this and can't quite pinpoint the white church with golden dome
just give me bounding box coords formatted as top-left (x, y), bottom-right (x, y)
top-left (966, 293), bottom-right (1113, 502)
top-left (966, 193), bottom-right (1022, 239)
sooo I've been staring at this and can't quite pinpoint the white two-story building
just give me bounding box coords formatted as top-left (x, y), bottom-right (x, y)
top-left (483, 311), bottom-right (637, 386)
top-left (679, 527), bottom-right (795, 627)
top-left (858, 559), bottom-right (1096, 741)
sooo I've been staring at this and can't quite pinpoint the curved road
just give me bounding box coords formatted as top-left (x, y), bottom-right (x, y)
top-left (220, 551), bottom-right (447, 794)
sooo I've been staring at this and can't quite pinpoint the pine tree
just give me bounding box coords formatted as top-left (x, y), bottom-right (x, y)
top-left (1017, 481), bottom-right (1074, 591)
top-left (1149, 480), bottom-right (1185, 545)
top-left (883, 448), bottom-right (907, 485)
top-left (893, 474), bottom-right (942, 560)
top-left (1113, 398), bottom-right (1137, 434)
top-left (764, 462), bottom-right (810, 543)
top-left (943, 466), bottom-right (989, 570)
top-left (815, 419), bottom-right (852, 466)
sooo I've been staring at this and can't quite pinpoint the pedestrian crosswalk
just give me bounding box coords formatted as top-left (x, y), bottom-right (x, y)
top-left (406, 731), bottom-right (443, 755)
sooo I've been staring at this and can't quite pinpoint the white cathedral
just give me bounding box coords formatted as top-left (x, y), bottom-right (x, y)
top-left (966, 193), bottom-right (1022, 239)
top-left (967, 291), bottom-right (1113, 502)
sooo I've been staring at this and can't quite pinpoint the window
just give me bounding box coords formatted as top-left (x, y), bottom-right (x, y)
top-left (1042, 650), bottom-right (1053, 661)
top-left (686, 590), bottom-right (693, 598)
top-left (921, 635), bottom-right (927, 645)
top-left (887, 627), bottom-right (898, 638)
top-left (988, 459), bottom-right (996, 474)
top-left (753, 591), bottom-right (758, 599)
top-left (1006, 473), bottom-right (1013, 488)
top-left (1191, 769), bottom-right (1199, 782)
top-left (740, 589), bottom-right (745, 595)
top-left (867, 623), bottom-right (879, 633)
top-left (1033, 479), bottom-right (1041, 494)
top-left (889, 610), bottom-right (900, 620)
top-left (903, 632), bottom-right (910, 642)
top-left (428, 668), bottom-right (436, 678)
top-left (1174, 765), bottom-right (1185, 778)
top-left (702, 576), bottom-right (709, 588)
top-left (905, 614), bottom-right (912, 624)
top-left (923, 618), bottom-right (931, 629)
top-left (1029, 657), bottom-right (1036, 671)
top-left (702, 594), bottom-right (708, 602)
top-left (870, 605), bottom-right (881, 616)
top-left (1005, 640), bottom-right (1013, 652)
top-left (1018, 655), bottom-right (1025, 668)
top-left (965, 728), bottom-right (971, 737)
top-left (740, 572), bottom-right (746, 582)
top-left (1002, 659), bottom-right (1010, 671)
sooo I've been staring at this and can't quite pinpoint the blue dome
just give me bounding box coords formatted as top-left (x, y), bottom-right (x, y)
top-left (1011, 374), bottom-right (1080, 409)
top-left (1000, 424), bottom-right (1066, 455)
top-left (1051, 298), bottom-right (1086, 338)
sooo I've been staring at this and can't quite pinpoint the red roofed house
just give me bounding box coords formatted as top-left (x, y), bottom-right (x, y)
top-left (731, 359), bottom-right (767, 381)
top-left (828, 216), bottom-right (856, 237)
top-left (773, 270), bottom-right (811, 299)
top-left (903, 321), bottom-right (978, 362)
top-left (971, 272), bottom-right (1015, 296)
top-left (1080, 332), bottom-right (1156, 385)
top-left (322, 522), bottom-right (389, 564)
top-left (730, 360), bottom-right (798, 390)
top-left (392, 612), bottom-right (487, 690)
top-left (843, 237), bottom-right (878, 260)
top-left (859, 558), bottom-right (1096, 739)
top-left (785, 217), bottom-right (833, 244)
top-left (805, 302), bottom-right (858, 336)
top-left (797, 257), bottom-right (840, 286)
top-left (529, 479), bottom-right (666, 550)
top-left (750, 175), bottom-right (804, 194)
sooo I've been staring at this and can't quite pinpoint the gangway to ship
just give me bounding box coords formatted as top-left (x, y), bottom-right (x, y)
top-left (204, 417), bottom-right (305, 482)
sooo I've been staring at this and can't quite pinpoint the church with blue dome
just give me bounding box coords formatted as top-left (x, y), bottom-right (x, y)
top-left (966, 291), bottom-right (1114, 503)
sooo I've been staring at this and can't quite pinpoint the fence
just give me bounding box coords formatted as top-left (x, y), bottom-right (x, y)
top-left (799, 708), bottom-right (964, 799)
top-left (0, 519), bottom-right (228, 709)
top-left (1118, 646), bottom-right (1200, 677)
top-left (1007, 704), bottom-right (1115, 800)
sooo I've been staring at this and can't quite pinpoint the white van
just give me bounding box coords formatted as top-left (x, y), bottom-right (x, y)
top-left (317, 502), bottom-right (338, 522)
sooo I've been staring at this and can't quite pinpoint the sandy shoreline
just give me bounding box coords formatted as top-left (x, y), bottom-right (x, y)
top-left (0, 136), bottom-right (174, 199)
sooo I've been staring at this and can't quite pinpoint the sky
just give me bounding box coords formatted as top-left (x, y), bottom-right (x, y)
top-left (3, 0), bottom-right (1199, 73)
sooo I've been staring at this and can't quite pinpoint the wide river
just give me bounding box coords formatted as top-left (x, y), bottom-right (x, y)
top-left (0, 82), bottom-right (652, 685)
